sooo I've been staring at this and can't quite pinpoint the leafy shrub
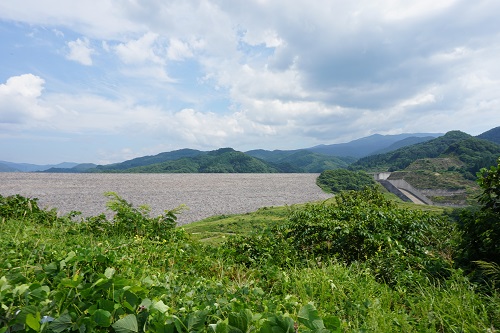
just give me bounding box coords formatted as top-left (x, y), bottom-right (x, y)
top-left (78, 192), bottom-right (186, 242)
top-left (221, 228), bottom-right (297, 268)
top-left (278, 187), bottom-right (455, 284)
top-left (0, 194), bottom-right (59, 226)
top-left (316, 169), bottom-right (375, 193)
top-left (456, 157), bottom-right (500, 280)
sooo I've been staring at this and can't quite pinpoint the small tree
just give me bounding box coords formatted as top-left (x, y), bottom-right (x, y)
top-left (316, 169), bottom-right (375, 193)
top-left (457, 157), bottom-right (500, 271)
top-left (477, 157), bottom-right (500, 214)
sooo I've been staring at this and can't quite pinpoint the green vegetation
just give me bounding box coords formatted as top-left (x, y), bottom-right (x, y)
top-left (316, 169), bottom-right (375, 193)
top-left (2, 163), bottom-right (500, 331)
top-left (349, 131), bottom-right (500, 205)
top-left (93, 149), bottom-right (205, 172)
top-left (456, 158), bottom-right (500, 277)
top-left (478, 126), bottom-right (500, 145)
top-left (91, 148), bottom-right (354, 174)
top-left (183, 206), bottom-right (292, 244)
top-left (351, 131), bottom-right (500, 175)
top-left (117, 148), bottom-right (279, 173)
top-left (247, 150), bottom-right (354, 172)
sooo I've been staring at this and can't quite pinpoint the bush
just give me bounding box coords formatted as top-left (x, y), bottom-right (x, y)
top-left (456, 157), bottom-right (500, 278)
top-left (316, 169), bottom-right (375, 193)
top-left (278, 187), bottom-right (455, 284)
top-left (0, 194), bottom-right (59, 226)
top-left (79, 192), bottom-right (186, 242)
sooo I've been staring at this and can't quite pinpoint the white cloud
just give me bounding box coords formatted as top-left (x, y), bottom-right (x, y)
top-left (167, 38), bottom-right (193, 61)
top-left (0, 74), bottom-right (51, 124)
top-left (2, 0), bottom-right (500, 163)
top-left (115, 32), bottom-right (163, 65)
top-left (0, 74), bottom-right (44, 98)
top-left (243, 29), bottom-right (284, 48)
top-left (66, 37), bottom-right (94, 65)
top-left (382, 0), bottom-right (457, 21)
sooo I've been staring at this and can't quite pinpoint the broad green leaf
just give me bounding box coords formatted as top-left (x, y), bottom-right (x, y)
top-left (26, 312), bottom-right (40, 331)
top-left (188, 310), bottom-right (208, 332)
top-left (298, 303), bottom-right (326, 331)
top-left (210, 321), bottom-right (229, 333)
top-left (13, 284), bottom-right (29, 297)
top-left (322, 316), bottom-right (341, 333)
top-left (59, 278), bottom-right (80, 288)
top-left (139, 298), bottom-right (152, 311)
top-left (152, 300), bottom-right (169, 313)
top-left (112, 314), bottom-right (138, 333)
top-left (105, 267), bottom-right (116, 279)
top-left (259, 315), bottom-right (295, 333)
top-left (48, 313), bottom-right (72, 333)
top-left (43, 262), bottom-right (58, 274)
top-left (98, 299), bottom-right (116, 313)
top-left (29, 286), bottom-right (50, 300)
top-left (93, 309), bottom-right (112, 327)
top-left (228, 309), bottom-right (253, 333)
top-left (123, 290), bottom-right (139, 309)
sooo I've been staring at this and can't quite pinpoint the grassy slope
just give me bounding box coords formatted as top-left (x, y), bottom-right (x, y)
top-left (183, 190), bottom-right (448, 244)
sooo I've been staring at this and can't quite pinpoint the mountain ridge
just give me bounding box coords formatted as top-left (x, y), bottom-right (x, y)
top-left (2, 128), bottom-right (499, 173)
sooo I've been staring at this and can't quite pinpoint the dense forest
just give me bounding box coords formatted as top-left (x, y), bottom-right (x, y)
top-left (120, 148), bottom-right (279, 173)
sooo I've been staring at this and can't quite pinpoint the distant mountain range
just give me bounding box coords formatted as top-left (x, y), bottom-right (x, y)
top-left (306, 133), bottom-right (442, 157)
top-left (2, 127), bottom-right (499, 173)
top-left (0, 161), bottom-right (82, 172)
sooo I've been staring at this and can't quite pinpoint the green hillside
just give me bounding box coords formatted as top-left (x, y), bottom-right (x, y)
top-left (266, 150), bottom-right (355, 172)
top-left (245, 149), bottom-right (299, 162)
top-left (350, 131), bottom-right (500, 174)
top-left (96, 148), bottom-right (353, 173)
top-left (477, 126), bottom-right (500, 144)
top-left (122, 148), bottom-right (279, 173)
top-left (93, 148), bottom-right (205, 172)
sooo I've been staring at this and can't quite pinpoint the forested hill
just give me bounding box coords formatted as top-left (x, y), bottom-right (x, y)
top-left (101, 148), bottom-right (279, 173)
top-left (477, 126), bottom-right (500, 145)
top-left (93, 148), bottom-right (205, 172)
top-left (350, 130), bottom-right (500, 173)
top-left (247, 149), bottom-right (355, 172)
top-left (86, 147), bottom-right (354, 173)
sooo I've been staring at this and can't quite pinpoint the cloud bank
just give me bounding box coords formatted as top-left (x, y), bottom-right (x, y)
top-left (0, 0), bottom-right (499, 163)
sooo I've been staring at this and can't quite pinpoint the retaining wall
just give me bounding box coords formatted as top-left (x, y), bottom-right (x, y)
top-left (374, 172), bottom-right (434, 205)
top-left (387, 179), bottom-right (434, 205)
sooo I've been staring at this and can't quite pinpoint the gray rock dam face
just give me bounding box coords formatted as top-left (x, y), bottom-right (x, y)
top-left (0, 173), bottom-right (332, 225)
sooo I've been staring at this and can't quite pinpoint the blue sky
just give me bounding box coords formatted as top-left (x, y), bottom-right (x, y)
top-left (1, 0), bottom-right (500, 164)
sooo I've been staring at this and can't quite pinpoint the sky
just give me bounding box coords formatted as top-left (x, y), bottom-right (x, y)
top-left (1, 0), bottom-right (500, 165)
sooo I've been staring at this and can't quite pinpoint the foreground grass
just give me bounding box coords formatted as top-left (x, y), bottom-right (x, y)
top-left (184, 205), bottom-right (291, 243)
top-left (1, 193), bottom-right (498, 332)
